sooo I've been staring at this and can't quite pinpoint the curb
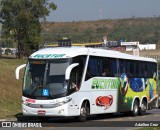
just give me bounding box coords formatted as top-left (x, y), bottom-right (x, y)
top-left (0, 118), bottom-right (17, 122)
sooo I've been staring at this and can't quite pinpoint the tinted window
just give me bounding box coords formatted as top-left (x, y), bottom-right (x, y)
top-left (85, 56), bottom-right (117, 80)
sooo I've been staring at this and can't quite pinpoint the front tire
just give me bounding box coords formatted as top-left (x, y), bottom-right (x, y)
top-left (77, 101), bottom-right (89, 122)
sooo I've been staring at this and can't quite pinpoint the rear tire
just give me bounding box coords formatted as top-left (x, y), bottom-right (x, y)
top-left (139, 100), bottom-right (147, 116)
top-left (77, 101), bottom-right (89, 122)
top-left (130, 100), bottom-right (139, 116)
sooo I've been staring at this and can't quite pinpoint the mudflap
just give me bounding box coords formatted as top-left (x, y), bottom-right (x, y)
top-left (158, 96), bottom-right (160, 109)
top-left (148, 94), bottom-right (159, 109)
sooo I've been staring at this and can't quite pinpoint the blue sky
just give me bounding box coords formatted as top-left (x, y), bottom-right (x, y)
top-left (46, 0), bottom-right (160, 22)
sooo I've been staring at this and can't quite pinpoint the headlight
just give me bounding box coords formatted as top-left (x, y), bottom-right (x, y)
top-left (58, 97), bottom-right (72, 106)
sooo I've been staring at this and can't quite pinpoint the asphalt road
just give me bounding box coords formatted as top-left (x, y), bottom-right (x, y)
top-left (1, 109), bottom-right (160, 129)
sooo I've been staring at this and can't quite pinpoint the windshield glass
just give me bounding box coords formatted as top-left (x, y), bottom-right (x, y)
top-left (23, 59), bottom-right (70, 99)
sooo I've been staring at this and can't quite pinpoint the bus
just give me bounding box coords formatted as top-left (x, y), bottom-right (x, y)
top-left (15, 47), bottom-right (159, 121)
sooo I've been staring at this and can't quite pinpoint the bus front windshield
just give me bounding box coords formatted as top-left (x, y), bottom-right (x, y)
top-left (23, 59), bottom-right (70, 99)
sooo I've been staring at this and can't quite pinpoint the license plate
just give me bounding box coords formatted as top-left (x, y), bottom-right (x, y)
top-left (38, 110), bottom-right (46, 115)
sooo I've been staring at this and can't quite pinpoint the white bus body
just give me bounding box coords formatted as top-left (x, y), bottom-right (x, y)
top-left (16, 47), bottom-right (159, 121)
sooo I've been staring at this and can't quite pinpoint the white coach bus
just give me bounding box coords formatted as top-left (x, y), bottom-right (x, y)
top-left (16, 47), bottom-right (159, 121)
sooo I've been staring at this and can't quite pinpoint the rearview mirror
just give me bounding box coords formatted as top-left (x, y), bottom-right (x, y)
top-left (65, 63), bottom-right (79, 80)
top-left (15, 64), bottom-right (26, 79)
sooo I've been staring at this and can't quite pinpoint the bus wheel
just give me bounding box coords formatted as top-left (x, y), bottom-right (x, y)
top-left (139, 100), bottom-right (147, 116)
top-left (131, 100), bottom-right (139, 116)
top-left (77, 101), bottom-right (89, 122)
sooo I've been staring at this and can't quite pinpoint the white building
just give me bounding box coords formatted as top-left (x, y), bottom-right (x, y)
top-left (1, 48), bottom-right (17, 55)
top-left (120, 41), bottom-right (156, 51)
top-left (138, 44), bottom-right (156, 50)
top-left (121, 41), bottom-right (139, 51)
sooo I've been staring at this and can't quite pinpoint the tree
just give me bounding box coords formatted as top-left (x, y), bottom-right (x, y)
top-left (0, 0), bottom-right (57, 58)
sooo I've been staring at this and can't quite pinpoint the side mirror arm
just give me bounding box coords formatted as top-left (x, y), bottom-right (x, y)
top-left (15, 64), bottom-right (26, 80)
top-left (65, 63), bottom-right (79, 80)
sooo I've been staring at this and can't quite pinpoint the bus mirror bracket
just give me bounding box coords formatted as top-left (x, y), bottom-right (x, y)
top-left (65, 63), bottom-right (79, 80)
top-left (15, 64), bottom-right (26, 80)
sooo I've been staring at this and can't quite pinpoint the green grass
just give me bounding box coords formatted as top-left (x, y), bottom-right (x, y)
top-left (0, 59), bottom-right (26, 118)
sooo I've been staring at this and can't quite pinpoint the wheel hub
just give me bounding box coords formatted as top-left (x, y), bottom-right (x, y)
top-left (141, 104), bottom-right (146, 111)
top-left (80, 108), bottom-right (86, 116)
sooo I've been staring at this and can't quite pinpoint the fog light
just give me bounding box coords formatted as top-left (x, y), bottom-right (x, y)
top-left (58, 109), bottom-right (64, 114)
top-left (23, 109), bottom-right (27, 113)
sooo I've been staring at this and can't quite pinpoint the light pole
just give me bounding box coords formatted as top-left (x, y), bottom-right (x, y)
top-left (0, 0), bottom-right (2, 58)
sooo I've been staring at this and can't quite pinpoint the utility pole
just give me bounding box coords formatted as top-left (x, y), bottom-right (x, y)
top-left (98, 6), bottom-right (103, 20)
top-left (0, 0), bottom-right (2, 58)
top-left (0, 0), bottom-right (2, 35)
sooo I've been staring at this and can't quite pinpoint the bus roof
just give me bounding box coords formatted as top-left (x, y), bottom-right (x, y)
top-left (29, 47), bottom-right (88, 59)
top-left (29, 47), bottom-right (157, 63)
top-left (88, 48), bottom-right (157, 62)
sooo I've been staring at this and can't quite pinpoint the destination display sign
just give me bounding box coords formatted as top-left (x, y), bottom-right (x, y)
top-left (33, 54), bottom-right (66, 58)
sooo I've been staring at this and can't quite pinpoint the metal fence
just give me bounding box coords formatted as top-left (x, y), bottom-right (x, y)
top-left (143, 55), bottom-right (160, 63)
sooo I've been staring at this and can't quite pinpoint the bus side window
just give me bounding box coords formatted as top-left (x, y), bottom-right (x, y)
top-left (89, 58), bottom-right (98, 77)
top-left (134, 61), bottom-right (140, 77)
top-left (126, 61), bottom-right (130, 77)
top-left (72, 55), bottom-right (86, 82)
top-left (147, 64), bottom-right (150, 78)
top-left (140, 61), bottom-right (143, 77)
top-left (130, 61), bottom-right (134, 78)
top-left (85, 56), bottom-right (112, 80)
top-left (110, 58), bottom-right (117, 77)
top-left (98, 58), bottom-right (103, 76)
top-left (153, 63), bottom-right (157, 79)
top-left (85, 57), bottom-right (97, 80)
top-left (133, 61), bottom-right (136, 77)
top-left (120, 60), bottom-right (125, 74)
top-left (138, 62), bottom-right (142, 77)
top-left (144, 63), bottom-right (148, 78)
top-left (101, 58), bottom-right (110, 77)
top-left (146, 62), bottom-right (156, 78)
top-left (85, 67), bottom-right (91, 80)
top-left (68, 66), bottom-right (80, 93)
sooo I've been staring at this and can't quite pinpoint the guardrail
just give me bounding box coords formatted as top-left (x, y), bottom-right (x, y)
top-left (143, 55), bottom-right (160, 62)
